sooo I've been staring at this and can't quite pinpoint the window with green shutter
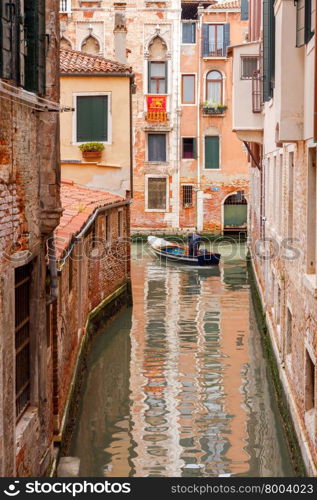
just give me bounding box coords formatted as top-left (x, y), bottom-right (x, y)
top-left (241, 0), bottom-right (249, 20)
top-left (205, 136), bottom-right (219, 169)
top-left (0, 1), bottom-right (15, 80)
top-left (24, 0), bottom-right (46, 94)
top-left (263, 0), bottom-right (275, 101)
top-left (76, 95), bottom-right (109, 142)
top-left (296, 0), bottom-right (306, 46)
top-left (0, 0), bottom-right (25, 85)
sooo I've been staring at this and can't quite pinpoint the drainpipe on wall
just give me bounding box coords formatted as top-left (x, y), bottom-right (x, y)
top-left (196, 6), bottom-right (204, 232)
top-left (130, 76), bottom-right (135, 198)
top-left (175, 8), bottom-right (181, 231)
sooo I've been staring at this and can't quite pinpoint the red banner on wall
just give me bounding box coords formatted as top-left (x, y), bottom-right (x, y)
top-left (146, 95), bottom-right (167, 122)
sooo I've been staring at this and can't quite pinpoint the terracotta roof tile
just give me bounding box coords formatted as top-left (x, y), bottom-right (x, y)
top-left (208, 0), bottom-right (240, 9)
top-left (55, 180), bottom-right (125, 260)
top-left (60, 49), bottom-right (133, 74)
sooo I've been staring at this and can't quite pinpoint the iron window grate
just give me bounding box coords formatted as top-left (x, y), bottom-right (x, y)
top-left (15, 262), bottom-right (32, 420)
top-left (183, 185), bottom-right (193, 207)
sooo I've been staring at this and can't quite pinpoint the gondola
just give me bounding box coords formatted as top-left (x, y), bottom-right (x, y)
top-left (147, 236), bottom-right (221, 266)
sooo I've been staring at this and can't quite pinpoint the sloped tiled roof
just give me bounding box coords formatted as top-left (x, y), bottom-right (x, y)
top-left (60, 49), bottom-right (133, 75)
top-left (208, 0), bottom-right (240, 9)
top-left (55, 180), bottom-right (125, 260)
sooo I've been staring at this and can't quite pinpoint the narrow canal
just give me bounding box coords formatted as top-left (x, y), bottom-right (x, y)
top-left (70, 242), bottom-right (294, 477)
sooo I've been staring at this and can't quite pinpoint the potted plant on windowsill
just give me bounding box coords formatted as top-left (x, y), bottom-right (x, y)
top-left (79, 142), bottom-right (105, 159)
top-left (202, 101), bottom-right (228, 115)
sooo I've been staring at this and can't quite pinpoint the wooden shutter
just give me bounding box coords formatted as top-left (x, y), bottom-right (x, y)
top-left (296, 0), bottom-right (305, 46)
top-left (0, 1), bottom-right (13, 79)
top-left (223, 23), bottom-right (230, 56)
top-left (193, 138), bottom-right (197, 159)
top-left (0, 0), bottom-right (19, 81)
top-left (202, 23), bottom-right (209, 57)
top-left (24, 0), bottom-right (46, 94)
top-left (205, 136), bottom-right (219, 169)
top-left (241, 0), bottom-right (249, 20)
top-left (164, 61), bottom-right (168, 93)
top-left (25, 0), bottom-right (38, 91)
top-left (263, 0), bottom-right (275, 101)
top-left (191, 23), bottom-right (196, 43)
top-left (19, 0), bottom-right (26, 86)
top-left (305, 0), bottom-right (314, 43)
top-left (148, 60), bottom-right (151, 93)
top-left (77, 96), bottom-right (108, 142)
top-left (38, 0), bottom-right (46, 95)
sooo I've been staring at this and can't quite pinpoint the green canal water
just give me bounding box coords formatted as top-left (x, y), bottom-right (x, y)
top-left (70, 242), bottom-right (294, 477)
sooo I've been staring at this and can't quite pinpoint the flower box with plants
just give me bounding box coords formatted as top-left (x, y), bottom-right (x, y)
top-left (79, 142), bottom-right (105, 159)
top-left (202, 101), bottom-right (228, 115)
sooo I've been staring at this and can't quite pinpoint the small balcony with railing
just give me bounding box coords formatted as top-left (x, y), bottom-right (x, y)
top-left (229, 42), bottom-right (263, 143)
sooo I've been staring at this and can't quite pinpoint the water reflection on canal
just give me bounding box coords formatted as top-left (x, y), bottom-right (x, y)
top-left (70, 242), bottom-right (294, 477)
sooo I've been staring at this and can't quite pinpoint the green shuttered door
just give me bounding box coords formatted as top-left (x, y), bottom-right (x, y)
top-left (77, 96), bottom-right (108, 142)
top-left (224, 205), bottom-right (247, 227)
top-left (205, 136), bottom-right (219, 169)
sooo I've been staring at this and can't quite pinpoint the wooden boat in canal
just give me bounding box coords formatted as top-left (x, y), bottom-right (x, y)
top-left (147, 236), bottom-right (221, 266)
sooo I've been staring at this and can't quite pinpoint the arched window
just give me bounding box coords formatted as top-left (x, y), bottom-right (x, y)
top-left (206, 70), bottom-right (223, 104)
top-left (81, 35), bottom-right (100, 55)
top-left (148, 36), bottom-right (168, 94)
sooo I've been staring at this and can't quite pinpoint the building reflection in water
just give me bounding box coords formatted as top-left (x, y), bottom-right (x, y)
top-left (70, 243), bottom-right (294, 477)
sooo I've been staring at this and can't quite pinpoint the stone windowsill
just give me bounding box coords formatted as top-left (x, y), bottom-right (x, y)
top-left (61, 160), bottom-right (123, 168)
top-left (16, 406), bottom-right (39, 452)
top-left (202, 112), bottom-right (225, 118)
top-left (303, 273), bottom-right (317, 298)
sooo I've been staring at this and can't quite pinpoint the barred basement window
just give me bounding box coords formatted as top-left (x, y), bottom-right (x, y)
top-left (182, 185), bottom-right (193, 207)
top-left (241, 56), bottom-right (258, 79)
top-left (15, 262), bottom-right (32, 420)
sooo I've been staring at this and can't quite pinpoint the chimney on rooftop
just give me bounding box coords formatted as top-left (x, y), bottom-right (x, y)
top-left (113, 3), bottom-right (127, 64)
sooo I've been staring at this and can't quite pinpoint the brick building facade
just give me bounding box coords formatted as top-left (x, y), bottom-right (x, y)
top-left (0, 0), bottom-right (62, 476)
top-left (231, 0), bottom-right (317, 475)
top-left (59, 0), bottom-right (250, 234)
top-left (179, 1), bottom-right (249, 233)
top-left (53, 181), bottom-right (131, 436)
